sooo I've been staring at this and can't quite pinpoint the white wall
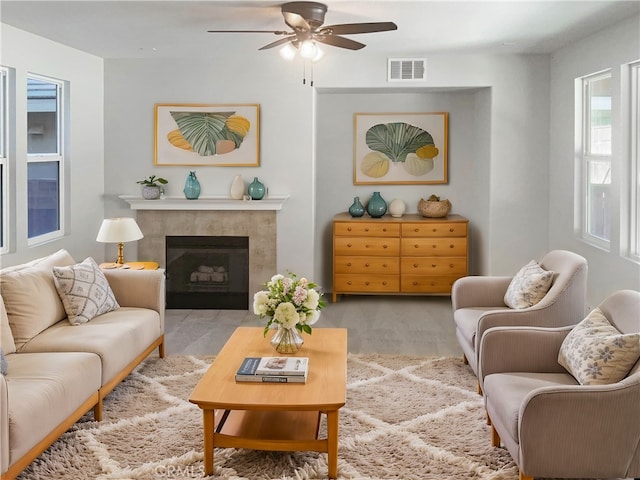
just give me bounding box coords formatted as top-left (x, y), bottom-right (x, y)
top-left (549, 14), bottom-right (640, 305)
top-left (0, 24), bottom-right (104, 267)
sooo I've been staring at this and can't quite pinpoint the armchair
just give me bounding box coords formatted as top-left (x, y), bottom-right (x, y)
top-left (451, 250), bottom-right (587, 378)
top-left (479, 290), bottom-right (640, 480)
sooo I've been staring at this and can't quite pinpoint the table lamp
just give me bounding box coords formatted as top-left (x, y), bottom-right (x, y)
top-left (96, 217), bottom-right (144, 265)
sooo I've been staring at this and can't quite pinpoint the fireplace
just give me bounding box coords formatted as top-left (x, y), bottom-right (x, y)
top-left (166, 236), bottom-right (249, 309)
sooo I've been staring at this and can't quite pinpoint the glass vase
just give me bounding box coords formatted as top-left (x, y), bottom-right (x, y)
top-left (248, 177), bottom-right (265, 200)
top-left (183, 170), bottom-right (201, 200)
top-left (366, 191), bottom-right (387, 218)
top-left (348, 196), bottom-right (365, 217)
top-left (270, 326), bottom-right (304, 354)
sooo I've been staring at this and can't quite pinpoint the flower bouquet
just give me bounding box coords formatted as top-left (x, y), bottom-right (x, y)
top-left (253, 272), bottom-right (326, 353)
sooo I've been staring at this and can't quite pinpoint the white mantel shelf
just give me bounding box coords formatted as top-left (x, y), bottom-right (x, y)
top-left (119, 194), bottom-right (289, 211)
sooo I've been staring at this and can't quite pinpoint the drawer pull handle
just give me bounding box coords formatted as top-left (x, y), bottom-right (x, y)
top-left (382, 281), bottom-right (387, 285)
top-left (414, 263), bottom-right (419, 268)
top-left (413, 281), bottom-right (418, 286)
top-left (432, 228), bottom-right (437, 232)
top-left (347, 243), bottom-right (352, 247)
top-left (414, 228), bottom-right (419, 232)
top-left (347, 227), bottom-right (352, 231)
top-left (382, 264), bottom-right (388, 268)
top-left (365, 281), bottom-right (370, 286)
top-left (432, 244), bottom-right (437, 248)
top-left (432, 264), bottom-right (437, 268)
top-left (449, 244), bottom-right (454, 248)
top-left (365, 263), bottom-right (370, 267)
top-left (347, 281), bottom-right (352, 285)
top-left (382, 228), bottom-right (387, 232)
top-left (414, 244), bottom-right (420, 249)
top-left (383, 245), bottom-right (388, 249)
top-left (450, 228), bottom-right (455, 232)
top-left (365, 228), bottom-right (369, 232)
top-left (365, 244), bottom-right (370, 248)
top-left (347, 262), bottom-right (352, 267)
top-left (449, 264), bottom-right (454, 268)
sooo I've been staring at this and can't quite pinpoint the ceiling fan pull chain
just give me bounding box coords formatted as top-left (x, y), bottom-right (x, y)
top-left (303, 61), bottom-right (306, 85)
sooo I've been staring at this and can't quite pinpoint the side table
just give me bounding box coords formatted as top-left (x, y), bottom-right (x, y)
top-left (100, 261), bottom-right (159, 270)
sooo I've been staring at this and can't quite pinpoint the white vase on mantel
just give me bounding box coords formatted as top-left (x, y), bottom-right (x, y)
top-left (230, 175), bottom-right (244, 199)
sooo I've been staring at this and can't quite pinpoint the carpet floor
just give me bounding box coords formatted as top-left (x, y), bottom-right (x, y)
top-left (14, 354), bottom-right (611, 480)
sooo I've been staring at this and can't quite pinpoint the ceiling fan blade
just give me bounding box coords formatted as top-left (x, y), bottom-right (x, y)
top-left (315, 35), bottom-right (366, 50)
top-left (258, 36), bottom-right (296, 50)
top-left (283, 11), bottom-right (310, 31)
top-left (320, 22), bottom-right (398, 35)
top-left (208, 30), bottom-right (289, 35)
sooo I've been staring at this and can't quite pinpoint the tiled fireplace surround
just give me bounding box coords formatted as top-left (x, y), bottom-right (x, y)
top-left (134, 208), bottom-right (277, 307)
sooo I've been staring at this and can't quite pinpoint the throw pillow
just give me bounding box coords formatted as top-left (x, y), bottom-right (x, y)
top-left (52, 257), bottom-right (120, 325)
top-left (503, 259), bottom-right (554, 309)
top-left (0, 347), bottom-right (7, 375)
top-left (558, 308), bottom-right (640, 385)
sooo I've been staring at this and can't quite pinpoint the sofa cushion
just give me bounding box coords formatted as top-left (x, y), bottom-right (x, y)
top-left (0, 249), bottom-right (75, 350)
top-left (558, 308), bottom-right (640, 385)
top-left (4, 352), bottom-right (101, 464)
top-left (52, 257), bottom-right (119, 325)
top-left (0, 295), bottom-right (15, 355)
top-left (19, 307), bottom-right (162, 385)
top-left (504, 260), bottom-right (554, 309)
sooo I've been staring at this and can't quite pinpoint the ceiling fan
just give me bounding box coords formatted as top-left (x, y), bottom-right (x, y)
top-left (207, 1), bottom-right (397, 54)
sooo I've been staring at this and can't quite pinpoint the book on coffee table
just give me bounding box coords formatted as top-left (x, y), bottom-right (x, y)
top-left (235, 356), bottom-right (308, 383)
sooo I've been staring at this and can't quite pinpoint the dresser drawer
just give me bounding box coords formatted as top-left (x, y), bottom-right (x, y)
top-left (401, 257), bottom-right (467, 275)
top-left (334, 274), bottom-right (399, 293)
top-left (401, 275), bottom-right (462, 293)
top-left (400, 237), bottom-right (467, 256)
top-left (402, 222), bottom-right (467, 238)
top-left (334, 256), bottom-right (399, 274)
top-left (334, 237), bottom-right (400, 256)
top-left (334, 222), bottom-right (400, 237)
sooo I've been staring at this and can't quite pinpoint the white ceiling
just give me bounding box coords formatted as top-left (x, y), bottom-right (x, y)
top-left (1, 0), bottom-right (639, 59)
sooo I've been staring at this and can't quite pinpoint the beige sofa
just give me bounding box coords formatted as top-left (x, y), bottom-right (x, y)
top-left (0, 249), bottom-right (165, 480)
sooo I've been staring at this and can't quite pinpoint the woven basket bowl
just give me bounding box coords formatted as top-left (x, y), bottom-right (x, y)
top-left (418, 198), bottom-right (451, 218)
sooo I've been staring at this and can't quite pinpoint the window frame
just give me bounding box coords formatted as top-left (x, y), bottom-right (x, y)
top-left (628, 61), bottom-right (640, 262)
top-left (579, 69), bottom-right (613, 250)
top-left (26, 73), bottom-right (65, 245)
top-left (0, 67), bottom-right (8, 254)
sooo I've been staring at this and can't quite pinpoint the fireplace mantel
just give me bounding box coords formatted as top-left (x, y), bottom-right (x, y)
top-left (119, 194), bottom-right (289, 211)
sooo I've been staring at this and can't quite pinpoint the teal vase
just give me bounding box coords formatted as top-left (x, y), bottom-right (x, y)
top-left (348, 196), bottom-right (365, 217)
top-left (183, 171), bottom-right (201, 199)
top-left (367, 192), bottom-right (387, 218)
top-left (248, 177), bottom-right (265, 200)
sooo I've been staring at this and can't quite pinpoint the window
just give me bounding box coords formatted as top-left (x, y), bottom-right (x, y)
top-left (0, 68), bottom-right (7, 253)
top-left (581, 71), bottom-right (612, 247)
top-left (630, 61), bottom-right (640, 261)
top-left (27, 75), bottom-right (63, 242)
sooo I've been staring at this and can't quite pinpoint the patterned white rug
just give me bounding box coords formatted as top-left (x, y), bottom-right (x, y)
top-left (18, 354), bottom-right (521, 479)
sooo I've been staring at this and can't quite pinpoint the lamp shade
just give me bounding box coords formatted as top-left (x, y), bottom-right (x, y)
top-left (96, 217), bottom-right (143, 243)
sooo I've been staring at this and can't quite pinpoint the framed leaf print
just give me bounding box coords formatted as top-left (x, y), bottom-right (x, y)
top-left (354, 112), bottom-right (448, 184)
top-left (154, 103), bottom-right (259, 166)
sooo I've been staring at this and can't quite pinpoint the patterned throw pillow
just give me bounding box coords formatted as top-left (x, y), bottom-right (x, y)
top-left (503, 260), bottom-right (554, 309)
top-left (52, 257), bottom-right (120, 325)
top-left (558, 308), bottom-right (640, 385)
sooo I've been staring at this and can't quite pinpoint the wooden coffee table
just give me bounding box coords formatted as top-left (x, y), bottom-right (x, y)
top-left (189, 326), bottom-right (348, 479)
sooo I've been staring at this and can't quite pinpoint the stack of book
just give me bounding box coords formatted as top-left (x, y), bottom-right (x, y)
top-left (235, 356), bottom-right (309, 383)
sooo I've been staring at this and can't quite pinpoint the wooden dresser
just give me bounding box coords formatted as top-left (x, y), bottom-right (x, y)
top-left (332, 213), bottom-right (469, 302)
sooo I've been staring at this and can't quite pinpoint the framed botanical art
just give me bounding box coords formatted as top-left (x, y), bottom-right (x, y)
top-left (154, 103), bottom-right (260, 166)
top-left (353, 112), bottom-right (448, 185)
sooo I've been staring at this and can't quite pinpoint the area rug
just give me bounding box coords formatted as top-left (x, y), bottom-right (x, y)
top-left (18, 354), bottom-right (521, 480)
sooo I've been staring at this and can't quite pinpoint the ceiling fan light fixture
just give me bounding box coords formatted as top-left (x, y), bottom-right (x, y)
top-left (311, 45), bottom-right (324, 62)
top-left (279, 42), bottom-right (298, 60)
top-left (299, 39), bottom-right (318, 59)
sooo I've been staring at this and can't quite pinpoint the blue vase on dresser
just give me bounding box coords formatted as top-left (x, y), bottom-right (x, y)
top-left (183, 171), bottom-right (201, 199)
top-left (348, 197), bottom-right (365, 217)
top-left (366, 192), bottom-right (387, 218)
top-left (248, 177), bottom-right (265, 200)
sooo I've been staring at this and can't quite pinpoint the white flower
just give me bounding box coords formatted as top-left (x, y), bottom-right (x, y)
top-left (274, 302), bottom-right (300, 329)
top-left (253, 291), bottom-right (270, 316)
top-left (303, 288), bottom-right (319, 310)
top-left (302, 309), bottom-right (320, 326)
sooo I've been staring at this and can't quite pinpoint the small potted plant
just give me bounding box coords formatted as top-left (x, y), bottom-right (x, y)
top-left (137, 175), bottom-right (168, 200)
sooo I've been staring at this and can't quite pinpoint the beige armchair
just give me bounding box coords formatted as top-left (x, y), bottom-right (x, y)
top-left (479, 290), bottom-right (640, 480)
top-left (451, 250), bottom-right (588, 378)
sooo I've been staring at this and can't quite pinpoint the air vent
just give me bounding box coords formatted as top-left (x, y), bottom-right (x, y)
top-left (387, 58), bottom-right (426, 81)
